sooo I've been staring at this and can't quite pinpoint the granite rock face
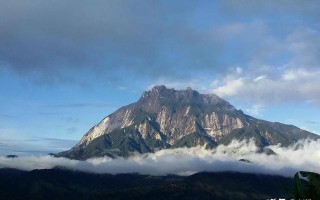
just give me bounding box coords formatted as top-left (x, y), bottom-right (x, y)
top-left (59, 85), bottom-right (319, 159)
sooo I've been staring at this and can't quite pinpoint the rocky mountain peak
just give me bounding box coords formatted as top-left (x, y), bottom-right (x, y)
top-left (140, 85), bottom-right (173, 100)
top-left (141, 85), bottom-right (198, 97)
top-left (139, 85), bottom-right (233, 112)
top-left (58, 85), bottom-right (320, 160)
top-left (151, 85), bottom-right (168, 92)
top-left (139, 85), bottom-right (200, 114)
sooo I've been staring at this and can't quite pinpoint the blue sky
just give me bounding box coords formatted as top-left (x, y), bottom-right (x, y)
top-left (0, 0), bottom-right (319, 155)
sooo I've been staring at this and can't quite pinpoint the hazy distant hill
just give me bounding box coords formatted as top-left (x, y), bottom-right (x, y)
top-left (59, 85), bottom-right (319, 159)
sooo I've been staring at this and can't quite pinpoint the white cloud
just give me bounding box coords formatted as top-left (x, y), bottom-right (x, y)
top-left (253, 75), bottom-right (266, 82)
top-left (147, 65), bottom-right (320, 107)
top-left (0, 133), bottom-right (76, 156)
top-left (1, 139), bottom-right (320, 177)
top-left (213, 78), bottom-right (244, 97)
top-left (212, 68), bottom-right (320, 105)
top-left (235, 67), bottom-right (243, 74)
top-left (282, 68), bottom-right (315, 81)
top-left (245, 104), bottom-right (264, 117)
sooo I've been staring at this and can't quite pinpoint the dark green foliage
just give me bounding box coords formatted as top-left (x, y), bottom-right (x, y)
top-left (63, 126), bottom-right (155, 159)
top-left (0, 168), bottom-right (294, 200)
top-left (218, 122), bottom-right (300, 147)
top-left (293, 171), bottom-right (320, 199)
top-left (260, 147), bottom-right (276, 155)
top-left (219, 126), bottom-right (270, 147)
top-left (172, 132), bottom-right (217, 149)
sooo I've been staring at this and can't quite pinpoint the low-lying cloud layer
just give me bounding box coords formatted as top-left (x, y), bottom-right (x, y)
top-left (1, 139), bottom-right (319, 177)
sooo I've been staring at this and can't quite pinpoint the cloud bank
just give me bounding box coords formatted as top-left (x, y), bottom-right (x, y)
top-left (1, 139), bottom-right (319, 177)
top-left (1, 1), bottom-right (319, 85)
top-left (212, 68), bottom-right (320, 105)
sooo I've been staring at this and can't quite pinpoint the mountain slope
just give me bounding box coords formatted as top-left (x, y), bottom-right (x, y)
top-left (58, 85), bottom-right (319, 159)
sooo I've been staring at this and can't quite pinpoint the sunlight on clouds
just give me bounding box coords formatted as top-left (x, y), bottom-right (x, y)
top-left (282, 68), bottom-right (318, 81)
top-left (253, 75), bottom-right (266, 82)
top-left (211, 68), bottom-right (320, 105)
top-left (213, 78), bottom-right (244, 97)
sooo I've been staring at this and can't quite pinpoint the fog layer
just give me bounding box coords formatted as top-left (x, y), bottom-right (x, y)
top-left (1, 139), bottom-right (319, 177)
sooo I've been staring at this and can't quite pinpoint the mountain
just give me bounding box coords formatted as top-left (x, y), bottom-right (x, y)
top-left (0, 168), bottom-right (294, 200)
top-left (58, 85), bottom-right (319, 159)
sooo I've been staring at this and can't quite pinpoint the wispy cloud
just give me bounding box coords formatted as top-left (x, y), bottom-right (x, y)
top-left (245, 105), bottom-right (264, 117)
top-left (66, 127), bottom-right (78, 134)
top-left (305, 120), bottom-right (320, 125)
top-left (1, 139), bottom-right (319, 177)
top-left (50, 103), bottom-right (111, 108)
top-left (0, 136), bottom-right (77, 156)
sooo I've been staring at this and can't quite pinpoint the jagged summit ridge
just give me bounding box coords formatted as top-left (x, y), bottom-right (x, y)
top-left (139, 85), bottom-right (237, 114)
top-left (77, 85), bottom-right (241, 147)
top-left (59, 85), bottom-right (319, 159)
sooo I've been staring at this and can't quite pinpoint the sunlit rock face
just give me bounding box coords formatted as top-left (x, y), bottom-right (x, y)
top-left (59, 85), bottom-right (320, 160)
